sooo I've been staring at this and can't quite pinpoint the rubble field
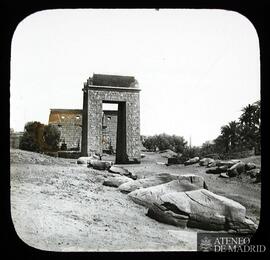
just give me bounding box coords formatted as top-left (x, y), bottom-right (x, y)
top-left (10, 149), bottom-right (261, 251)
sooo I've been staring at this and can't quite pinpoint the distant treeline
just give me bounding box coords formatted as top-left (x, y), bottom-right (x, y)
top-left (142, 100), bottom-right (261, 158)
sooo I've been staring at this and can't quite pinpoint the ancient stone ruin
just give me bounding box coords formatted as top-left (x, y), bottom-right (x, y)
top-left (81, 74), bottom-right (141, 164)
top-left (48, 73), bottom-right (141, 164)
top-left (48, 108), bottom-right (117, 152)
top-left (49, 109), bottom-right (82, 150)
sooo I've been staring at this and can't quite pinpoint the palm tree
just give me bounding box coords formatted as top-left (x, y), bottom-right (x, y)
top-left (239, 101), bottom-right (261, 151)
top-left (228, 121), bottom-right (240, 151)
top-left (221, 125), bottom-right (231, 153)
top-left (239, 104), bottom-right (257, 127)
top-left (220, 121), bottom-right (240, 152)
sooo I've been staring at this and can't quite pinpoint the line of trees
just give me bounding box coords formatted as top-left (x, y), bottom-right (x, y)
top-left (201, 100), bottom-right (261, 157)
top-left (142, 134), bottom-right (187, 153)
top-left (142, 100), bottom-right (261, 158)
top-left (19, 121), bottom-right (61, 152)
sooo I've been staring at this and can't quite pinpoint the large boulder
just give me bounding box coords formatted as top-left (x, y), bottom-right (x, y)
top-left (118, 173), bottom-right (178, 194)
top-left (103, 175), bottom-right (134, 187)
top-left (128, 174), bottom-right (207, 208)
top-left (206, 165), bottom-right (229, 174)
top-left (199, 158), bottom-right (215, 166)
top-left (227, 162), bottom-right (246, 177)
top-left (108, 165), bottom-right (137, 180)
top-left (88, 160), bottom-right (113, 170)
top-left (77, 156), bottom-right (93, 165)
top-left (184, 157), bottom-right (200, 166)
top-left (147, 189), bottom-right (257, 232)
top-left (220, 172), bottom-right (229, 178)
top-left (216, 160), bottom-right (241, 168)
top-left (207, 159), bottom-right (221, 168)
top-left (245, 162), bottom-right (256, 171)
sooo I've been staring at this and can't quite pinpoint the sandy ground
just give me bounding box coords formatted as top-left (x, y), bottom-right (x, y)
top-left (10, 149), bottom-right (261, 252)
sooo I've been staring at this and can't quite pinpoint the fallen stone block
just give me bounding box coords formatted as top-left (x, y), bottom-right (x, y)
top-left (146, 189), bottom-right (257, 232)
top-left (108, 165), bottom-right (137, 180)
top-left (207, 159), bottom-right (221, 168)
top-left (199, 158), bottom-right (215, 166)
top-left (245, 162), bottom-right (257, 171)
top-left (118, 173), bottom-right (178, 194)
top-left (128, 174), bottom-right (207, 208)
top-left (206, 165), bottom-right (229, 174)
top-left (146, 202), bottom-right (189, 228)
top-left (184, 157), bottom-right (200, 166)
top-left (216, 160), bottom-right (241, 168)
top-left (220, 172), bottom-right (229, 178)
top-left (77, 156), bottom-right (93, 165)
top-left (103, 175), bottom-right (134, 187)
top-left (227, 162), bottom-right (246, 177)
top-left (156, 161), bottom-right (166, 165)
top-left (88, 160), bottom-right (113, 170)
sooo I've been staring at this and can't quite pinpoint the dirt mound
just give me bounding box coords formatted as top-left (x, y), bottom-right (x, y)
top-left (10, 149), bottom-right (72, 166)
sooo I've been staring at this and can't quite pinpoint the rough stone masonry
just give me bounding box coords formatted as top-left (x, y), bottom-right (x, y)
top-left (48, 109), bottom-right (118, 152)
top-left (81, 74), bottom-right (141, 164)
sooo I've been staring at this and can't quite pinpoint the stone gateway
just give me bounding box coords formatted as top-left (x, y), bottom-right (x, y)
top-left (81, 74), bottom-right (141, 164)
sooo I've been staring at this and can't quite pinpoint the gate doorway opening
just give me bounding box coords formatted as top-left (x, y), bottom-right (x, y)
top-left (102, 101), bottom-right (127, 164)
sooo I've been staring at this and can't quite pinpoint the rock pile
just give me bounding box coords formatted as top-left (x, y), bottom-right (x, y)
top-left (198, 157), bottom-right (261, 181)
top-left (76, 157), bottom-right (137, 186)
top-left (76, 155), bottom-right (257, 232)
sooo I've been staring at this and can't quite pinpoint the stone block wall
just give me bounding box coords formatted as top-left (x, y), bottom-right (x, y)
top-left (48, 109), bottom-right (82, 150)
top-left (86, 88), bottom-right (141, 161)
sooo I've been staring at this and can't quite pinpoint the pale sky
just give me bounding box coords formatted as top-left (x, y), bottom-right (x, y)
top-left (10, 9), bottom-right (260, 146)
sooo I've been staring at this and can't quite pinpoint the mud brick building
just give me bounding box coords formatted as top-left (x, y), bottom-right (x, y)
top-left (81, 73), bottom-right (141, 163)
